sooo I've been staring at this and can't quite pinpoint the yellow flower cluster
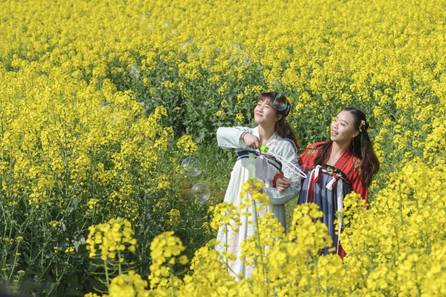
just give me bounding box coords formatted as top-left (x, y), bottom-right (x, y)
top-left (148, 231), bottom-right (188, 289)
top-left (239, 178), bottom-right (269, 206)
top-left (340, 160), bottom-right (446, 296)
top-left (181, 245), bottom-right (238, 297)
top-left (4, 0), bottom-right (440, 149)
top-left (166, 208), bottom-right (181, 227)
top-left (107, 271), bottom-right (148, 297)
top-left (87, 218), bottom-right (137, 261)
top-left (2, 0), bottom-right (446, 295)
top-left (87, 198), bottom-right (99, 210)
top-left (176, 134), bottom-right (198, 155)
top-left (92, 160), bottom-right (446, 296)
top-left (210, 203), bottom-right (240, 232)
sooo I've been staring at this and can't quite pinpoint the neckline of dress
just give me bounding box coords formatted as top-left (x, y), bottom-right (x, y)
top-left (325, 142), bottom-right (353, 169)
top-left (252, 126), bottom-right (279, 146)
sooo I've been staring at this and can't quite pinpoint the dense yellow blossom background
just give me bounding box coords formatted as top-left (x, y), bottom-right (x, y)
top-left (1, 0), bottom-right (445, 296)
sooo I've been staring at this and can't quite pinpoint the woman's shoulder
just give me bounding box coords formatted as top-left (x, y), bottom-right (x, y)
top-left (298, 141), bottom-right (327, 162)
top-left (305, 141), bottom-right (328, 149)
top-left (273, 134), bottom-right (298, 155)
top-left (301, 141), bottom-right (327, 154)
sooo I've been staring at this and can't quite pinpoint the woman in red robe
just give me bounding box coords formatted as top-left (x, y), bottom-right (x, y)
top-left (277, 107), bottom-right (380, 258)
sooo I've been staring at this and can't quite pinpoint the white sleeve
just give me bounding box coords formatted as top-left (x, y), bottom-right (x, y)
top-left (280, 141), bottom-right (301, 182)
top-left (265, 186), bottom-right (300, 205)
top-left (267, 141), bottom-right (302, 205)
top-left (216, 127), bottom-right (251, 149)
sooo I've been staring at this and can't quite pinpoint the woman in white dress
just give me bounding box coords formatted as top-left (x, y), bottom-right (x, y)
top-left (215, 92), bottom-right (302, 278)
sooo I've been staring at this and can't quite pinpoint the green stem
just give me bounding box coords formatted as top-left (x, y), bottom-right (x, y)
top-left (118, 250), bottom-right (122, 275)
top-left (251, 196), bottom-right (269, 294)
top-left (248, 152), bottom-right (269, 293)
top-left (224, 223), bottom-right (229, 268)
top-left (7, 239), bottom-right (21, 281)
top-left (104, 259), bottom-right (110, 289)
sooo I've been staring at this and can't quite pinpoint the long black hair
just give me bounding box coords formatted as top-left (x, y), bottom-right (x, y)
top-left (257, 92), bottom-right (299, 151)
top-left (315, 107), bottom-right (379, 187)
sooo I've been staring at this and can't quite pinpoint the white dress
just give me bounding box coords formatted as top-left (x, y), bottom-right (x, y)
top-left (215, 126), bottom-right (301, 278)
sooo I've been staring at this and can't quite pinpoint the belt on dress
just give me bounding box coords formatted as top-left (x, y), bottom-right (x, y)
top-left (236, 150), bottom-right (282, 172)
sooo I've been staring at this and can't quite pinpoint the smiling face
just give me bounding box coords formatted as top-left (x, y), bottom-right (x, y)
top-left (254, 97), bottom-right (280, 127)
top-left (330, 110), bottom-right (359, 144)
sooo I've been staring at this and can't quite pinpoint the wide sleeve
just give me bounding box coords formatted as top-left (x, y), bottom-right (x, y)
top-left (265, 186), bottom-right (300, 205)
top-left (267, 141), bottom-right (301, 205)
top-left (298, 141), bottom-right (324, 172)
top-left (350, 172), bottom-right (368, 202)
top-left (298, 151), bottom-right (310, 169)
top-left (216, 127), bottom-right (251, 149)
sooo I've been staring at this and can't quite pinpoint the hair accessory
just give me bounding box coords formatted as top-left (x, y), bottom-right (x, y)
top-left (359, 120), bottom-right (366, 132)
top-left (272, 93), bottom-right (291, 116)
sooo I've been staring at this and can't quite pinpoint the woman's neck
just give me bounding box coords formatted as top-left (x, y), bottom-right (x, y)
top-left (326, 140), bottom-right (351, 166)
top-left (258, 124), bottom-right (275, 144)
top-left (330, 140), bottom-right (351, 156)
